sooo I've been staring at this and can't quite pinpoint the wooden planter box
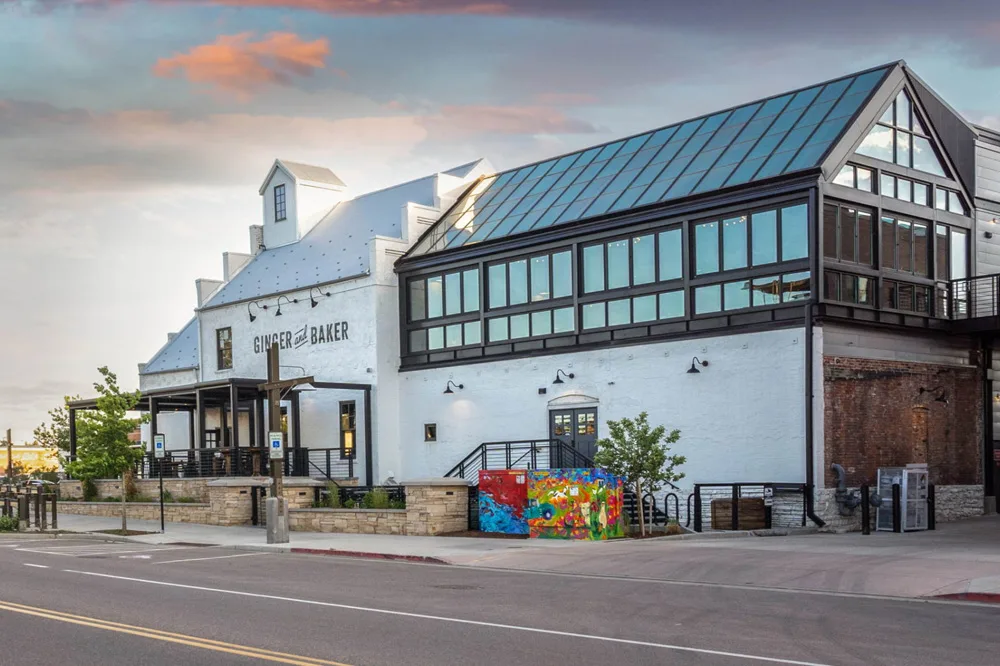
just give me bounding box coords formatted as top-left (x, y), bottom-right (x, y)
top-left (710, 498), bottom-right (766, 530)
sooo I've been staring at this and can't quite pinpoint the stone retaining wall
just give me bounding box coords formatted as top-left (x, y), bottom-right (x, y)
top-left (289, 509), bottom-right (406, 534)
top-left (60, 478), bottom-right (213, 502)
top-left (404, 479), bottom-right (469, 536)
top-left (59, 501), bottom-right (213, 524)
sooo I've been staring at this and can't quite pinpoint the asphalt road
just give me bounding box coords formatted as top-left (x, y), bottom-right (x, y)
top-left (0, 536), bottom-right (998, 666)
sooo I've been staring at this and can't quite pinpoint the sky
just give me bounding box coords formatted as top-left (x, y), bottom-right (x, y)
top-left (1, 0), bottom-right (999, 441)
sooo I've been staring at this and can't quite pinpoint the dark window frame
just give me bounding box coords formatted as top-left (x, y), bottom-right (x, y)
top-left (216, 327), bottom-right (233, 371)
top-left (407, 265), bottom-right (481, 324)
top-left (879, 214), bottom-right (931, 278)
top-left (823, 201), bottom-right (875, 268)
top-left (486, 247), bottom-right (574, 312)
top-left (274, 184), bottom-right (287, 222)
top-left (691, 202), bottom-right (807, 278)
top-left (580, 224), bottom-right (683, 297)
top-left (339, 401), bottom-right (357, 460)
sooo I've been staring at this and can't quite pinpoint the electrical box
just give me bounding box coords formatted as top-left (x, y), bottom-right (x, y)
top-left (876, 465), bottom-right (929, 532)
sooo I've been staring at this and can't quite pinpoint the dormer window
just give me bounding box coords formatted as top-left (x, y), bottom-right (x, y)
top-left (274, 184), bottom-right (287, 221)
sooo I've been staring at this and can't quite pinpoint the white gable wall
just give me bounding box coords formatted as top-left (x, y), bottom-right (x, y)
top-left (262, 168), bottom-right (298, 248)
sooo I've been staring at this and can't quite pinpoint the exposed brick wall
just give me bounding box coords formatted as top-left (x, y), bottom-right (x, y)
top-left (823, 356), bottom-right (982, 488)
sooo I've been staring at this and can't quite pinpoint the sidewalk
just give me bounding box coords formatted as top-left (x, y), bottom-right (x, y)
top-left (55, 514), bottom-right (588, 564)
top-left (57, 514), bottom-right (1000, 600)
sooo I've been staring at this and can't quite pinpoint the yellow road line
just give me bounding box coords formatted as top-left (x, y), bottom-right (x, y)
top-left (0, 600), bottom-right (351, 666)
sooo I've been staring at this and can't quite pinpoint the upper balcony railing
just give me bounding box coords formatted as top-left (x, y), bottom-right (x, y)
top-left (948, 274), bottom-right (1000, 331)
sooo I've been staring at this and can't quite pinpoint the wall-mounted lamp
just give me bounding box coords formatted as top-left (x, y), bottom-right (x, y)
top-left (247, 302), bottom-right (261, 322)
top-left (443, 380), bottom-right (464, 394)
top-left (687, 357), bottom-right (709, 374)
top-left (553, 369), bottom-right (575, 384)
top-left (275, 295), bottom-right (298, 317)
top-left (918, 386), bottom-right (949, 404)
top-left (310, 287), bottom-right (332, 308)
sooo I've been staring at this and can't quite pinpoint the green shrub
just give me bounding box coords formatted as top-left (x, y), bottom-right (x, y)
top-left (361, 487), bottom-right (391, 510)
top-left (82, 479), bottom-right (99, 502)
top-left (175, 496), bottom-right (200, 504)
top-left (162, 490), bottom-right (175, 503)
top-left (388, 499), bottom-right (406, 510)
top-left (0, 515), bottom-right (18, 532)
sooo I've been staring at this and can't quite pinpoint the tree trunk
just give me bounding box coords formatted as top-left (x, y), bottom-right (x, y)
top-left (636, 480), bottom-right (645, 536)
top-left (120, 474), bottom-right (127, 533)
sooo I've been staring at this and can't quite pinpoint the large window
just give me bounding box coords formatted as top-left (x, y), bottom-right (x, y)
top-left (824, 270), bottom-right (875, 307)
top-left (409, 268), bottom-right (480, 321)
top-left (936, 224), bottom-right (968, 281)
top-left (882, 280), bottom-right (931, 314)
top-left (582, 228), bottom-right (681, 294)
top-left (581, 289), bottom-right (685, 330)
top-left (490, 306), bottom-right (575, 341)
top-left (833, 163), bottom-right (873, 192)
top-left (880, 215), bottom-right (930, 277)
top-left (856, 90), bottom-right (946, 177)
top-left (935, 187), bottom-right (968, 216)
top-left (274, 184), bottom-right (287, 221)
top-left (823, 203), bottom-right (874, 266)
top-left (216, 327), bottom-right (232, 370)
top-left (489, 250), bottom-right (572, 308)
top-left (882, 172), bottom-right (930, 207)
top-left (693, 203), bottom-right (807, 276)
top-left (694, 271), bottom-right (810, 315)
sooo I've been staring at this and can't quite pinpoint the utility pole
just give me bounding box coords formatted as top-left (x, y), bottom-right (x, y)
top-left (267, 344), bottom-right (284, 502)
top-left (256, 343), bottom-right (312, 544)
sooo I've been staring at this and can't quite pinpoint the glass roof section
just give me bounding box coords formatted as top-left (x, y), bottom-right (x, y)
top-left (411, 66), bottom-right (890, 256)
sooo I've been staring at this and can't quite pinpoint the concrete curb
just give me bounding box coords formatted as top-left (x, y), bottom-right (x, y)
top-left (291, 547), bottom-right (451, 565)
top-left (932, 592), bottom-right (1000, 604)
top-left (632, 527), bottom-right (820, 541)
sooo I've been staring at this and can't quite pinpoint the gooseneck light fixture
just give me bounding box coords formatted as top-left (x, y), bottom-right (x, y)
top-left (310, 287), bottom-right (332, 308)
top-left (443, 380), bottom-right (464, 394)
top-left (247, 302), bottom-right (261, 322)
top-left (275, 295), bottom-right (298, 317)
top-left (687, 357), bottom-right (709, 374)
top-left (553, 369), bottom-right (575, 384)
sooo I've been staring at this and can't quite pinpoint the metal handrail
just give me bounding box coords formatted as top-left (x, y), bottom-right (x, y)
top-left (444, 439), bottom-right (597, 482)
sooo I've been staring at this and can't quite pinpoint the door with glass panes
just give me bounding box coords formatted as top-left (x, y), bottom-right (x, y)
top-left (549, 408), bottom-right (598, 464)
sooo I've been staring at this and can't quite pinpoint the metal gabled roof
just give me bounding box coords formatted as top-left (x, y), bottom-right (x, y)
top-left (406, 63), bottom-right (893, 258)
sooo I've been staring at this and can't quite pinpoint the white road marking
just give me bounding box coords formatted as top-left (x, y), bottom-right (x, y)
top-left (63, 570), bottom-right (832, 666)
top-left (16, 547), bottom-right (191, 558)
top-left (23, 563), bottom-right (48, 569)
top-left (157, 553), bottom-right (266, 565)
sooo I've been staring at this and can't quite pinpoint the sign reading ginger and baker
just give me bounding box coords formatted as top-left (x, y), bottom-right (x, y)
top-left (253, 321), bottom-right (349, 354)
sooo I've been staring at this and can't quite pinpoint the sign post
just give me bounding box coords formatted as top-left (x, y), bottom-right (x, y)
top-left (154, 434), bottom-right (166, 533)
top-left (5, 429), bottom-right (12, 495)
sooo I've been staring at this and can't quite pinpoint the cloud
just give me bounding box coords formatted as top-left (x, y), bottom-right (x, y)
top-left (153, 32), bottom-right (335, 99)
top-left (426, 104), bottom-right (598, 138)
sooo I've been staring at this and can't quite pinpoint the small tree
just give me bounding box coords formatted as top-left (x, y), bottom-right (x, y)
top-left (593, 412), bottom-right (686, 536)
top-left (65, 367), bottom-right (146, 484)
top-left (34, 395), bottom-right (81, 452)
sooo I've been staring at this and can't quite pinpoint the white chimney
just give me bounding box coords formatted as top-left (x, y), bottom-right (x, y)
top-left (249, 225), bottom-right (264, 255)
top-left (195, 279), bottom-right (224, 308)
top-left (223, 252), bottom-right (253, 281)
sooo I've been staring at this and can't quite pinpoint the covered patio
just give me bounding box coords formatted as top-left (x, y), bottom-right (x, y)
top-left (67, 378), bottom-right (373, 485)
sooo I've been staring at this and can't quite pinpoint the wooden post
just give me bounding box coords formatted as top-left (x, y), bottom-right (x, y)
top-left (5, 429), bottom-right (11, 494)
top-left (121, 473), bottom-right (127, 533)
top-left (267, 344), bottom-right (284, 500)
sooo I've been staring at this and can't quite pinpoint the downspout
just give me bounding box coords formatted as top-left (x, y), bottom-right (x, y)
top-left (805, 186), bottom-right (826, 527)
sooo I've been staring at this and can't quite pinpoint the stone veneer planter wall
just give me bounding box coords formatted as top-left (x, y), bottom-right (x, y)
top-left (58, 477), bottom-right (470, 535)
top-left (59, 501), bottom-right (213, 524)
top-left (814, 484), bottom-right (984, 532)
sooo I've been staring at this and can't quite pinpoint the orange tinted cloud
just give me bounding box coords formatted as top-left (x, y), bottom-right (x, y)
top-left (189, 0), bottom-right (509, 14)
top-left (153, 32), bottom-right (335, 99)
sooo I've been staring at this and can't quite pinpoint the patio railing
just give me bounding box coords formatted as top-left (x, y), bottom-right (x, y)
top-left (133, 447), bottom-right (354, 480)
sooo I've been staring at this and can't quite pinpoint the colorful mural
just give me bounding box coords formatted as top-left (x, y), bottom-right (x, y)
top-left (478, 470), bottom-right (529, 535)
top-left (526, 468), bottom-right (625, 540)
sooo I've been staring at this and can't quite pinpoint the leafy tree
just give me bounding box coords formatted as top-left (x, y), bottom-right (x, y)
top-left (64, 367), bottom-right (147, 483)
top-left (33, 395), bottom-right (81, 452)
top-left (593, 412), bottom-right (686, 536)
